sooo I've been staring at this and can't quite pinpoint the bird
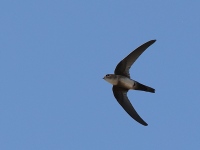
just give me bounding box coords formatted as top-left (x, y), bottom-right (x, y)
top-left (103, 40), bottom-right (156, 126)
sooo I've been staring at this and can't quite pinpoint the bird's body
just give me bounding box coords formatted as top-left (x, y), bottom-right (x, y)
top-left (117, 75), bottom-right (135, 89)
top-left (104, 74), bottom-right (155, 92)
top-left (103, 40), bottom-right (156, 126)
top-left (104, 75), bottom-right (134, 89)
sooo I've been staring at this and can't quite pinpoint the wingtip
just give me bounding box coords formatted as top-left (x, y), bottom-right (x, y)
top-left (141, 121), bottom-right (148, 126)
top-left (151, 39), bottom-right (156, 43)
top-left (145, 39), bottom-right (156, 46)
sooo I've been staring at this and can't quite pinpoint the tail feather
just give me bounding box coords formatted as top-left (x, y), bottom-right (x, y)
top-left (135, 81), bottom-right (155, 93)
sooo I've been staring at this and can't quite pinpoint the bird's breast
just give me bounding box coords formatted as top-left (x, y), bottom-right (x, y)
top-left (118, 77), bottom-right (135, 89)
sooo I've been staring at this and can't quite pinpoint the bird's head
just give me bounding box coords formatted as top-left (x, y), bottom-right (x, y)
top-left (103, 74), bottom-right (118, 85)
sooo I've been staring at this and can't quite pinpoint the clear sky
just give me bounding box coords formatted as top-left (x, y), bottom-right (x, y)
top-left (1, 1), bottom-right (200, 150)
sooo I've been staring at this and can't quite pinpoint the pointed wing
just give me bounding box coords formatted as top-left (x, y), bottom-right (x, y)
top-left (112, 86), bottom-right (148, 126)
top-left (114, 40), bottom-right (156, 78)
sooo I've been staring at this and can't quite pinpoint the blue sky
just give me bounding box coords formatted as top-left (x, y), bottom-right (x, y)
top-left (1, 1), bottom-right (200, 149)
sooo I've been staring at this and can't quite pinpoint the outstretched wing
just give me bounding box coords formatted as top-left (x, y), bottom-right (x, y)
top-left (112, 86), bottom-right (148, 126)
top-left (114, 40), bottom-right (156, 78)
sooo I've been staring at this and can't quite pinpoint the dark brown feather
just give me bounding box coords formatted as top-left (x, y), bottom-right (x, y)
top-left (114, 40), bottom-right (156, 78)
top-left (112, 86), bottom-right (148, 126)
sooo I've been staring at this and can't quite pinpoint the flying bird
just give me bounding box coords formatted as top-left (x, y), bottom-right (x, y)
top-left (103, 40), bottom-right (156, 126)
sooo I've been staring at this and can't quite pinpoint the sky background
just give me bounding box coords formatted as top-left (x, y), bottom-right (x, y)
top-left (1, 1), bottom-right (200, 150)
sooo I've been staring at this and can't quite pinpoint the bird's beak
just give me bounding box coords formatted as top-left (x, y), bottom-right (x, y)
top-left (103, 77), bottom-right (105, 79)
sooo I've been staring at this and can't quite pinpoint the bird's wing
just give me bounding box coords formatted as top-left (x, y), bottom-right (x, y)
top-left (112, 86), bottom-right (148, 126)
top-left (114, 40), bottom-right (156, 78)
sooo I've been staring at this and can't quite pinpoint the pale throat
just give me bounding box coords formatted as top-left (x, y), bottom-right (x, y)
top-left (107, 78), bottom-right (118, 85)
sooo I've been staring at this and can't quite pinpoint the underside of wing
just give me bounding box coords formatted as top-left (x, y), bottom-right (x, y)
top-left (114, 40), bottom-right (156, 78)
top-left (112, 86), bottom-right (148, 126)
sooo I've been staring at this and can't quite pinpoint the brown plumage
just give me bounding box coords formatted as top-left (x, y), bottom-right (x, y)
top-left (103, 40), bottom-right (156, 126)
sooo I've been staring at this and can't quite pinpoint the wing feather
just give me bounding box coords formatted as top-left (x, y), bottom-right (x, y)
top-left (114, 40), bottom-right (156, 78)
top-left (112, 86), bottom-right (148, 126)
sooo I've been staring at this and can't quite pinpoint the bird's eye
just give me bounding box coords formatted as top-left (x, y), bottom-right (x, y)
top-left (106, 74), bottom-right (110, 77)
